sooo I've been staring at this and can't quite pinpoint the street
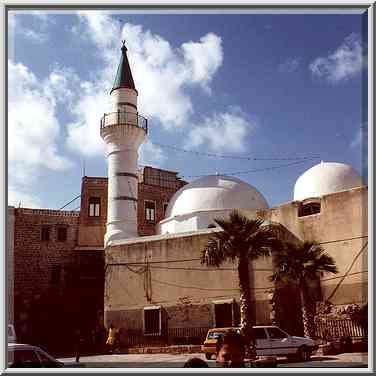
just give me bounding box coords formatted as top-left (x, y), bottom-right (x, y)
top-left (59, 352), bottom-right (368, 368)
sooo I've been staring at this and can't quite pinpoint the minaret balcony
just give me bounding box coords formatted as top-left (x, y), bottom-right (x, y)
top-left (100, 111), bottom-right (148, 134)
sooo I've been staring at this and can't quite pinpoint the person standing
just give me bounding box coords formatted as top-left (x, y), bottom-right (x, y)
top-left (106, 323), bottom-right (117, 354)
top-left (74, 329), bottom-right (83, 363)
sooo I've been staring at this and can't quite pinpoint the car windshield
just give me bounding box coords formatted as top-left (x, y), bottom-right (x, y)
top-left (207, 332), bottom-right (225, 339)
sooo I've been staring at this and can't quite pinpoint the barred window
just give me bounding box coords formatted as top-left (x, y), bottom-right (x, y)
top-left (144, 306), bottom-right (161, 335)
top-left (145, 201), bottom-right (156, 222)
top-left (89, 197), bottom-right (101, 217)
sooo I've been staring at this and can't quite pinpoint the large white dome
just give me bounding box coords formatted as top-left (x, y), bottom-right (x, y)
top-left (165, 174), bottom-right (268, 218)
top-left (294, 162), bottom-right (363, 201)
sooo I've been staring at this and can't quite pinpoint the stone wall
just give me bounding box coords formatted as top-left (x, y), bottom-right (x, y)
top-left (7, 206), bottom-right (15, 325)
top-left (267, 186), bottom-right (368, 306)
top-left (14, 208), bottom-right (80, 299)
top-left (12, 208), bottom-right (80, 348)
top-left (104, 229), bottom-right (276, 332)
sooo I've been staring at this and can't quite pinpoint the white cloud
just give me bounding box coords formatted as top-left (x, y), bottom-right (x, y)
top-left (21, 28), bottom-right (47, 43)
top-left (181, 33), bottom-right (223, 91)
top-left (8, 60), bottom-right (73, 206)
top-left (309, 33), bottom-right (366, 83)
top-left (278, 57), bottom-right (300, 73)
top-left (9, 11), bottom-right (53, 44)
top-left (66, 12), bottom-right (223, 159)
top-left (8, 187), bottom-right (43, 208)
top-left (139, 140), bottom-right (167, 166)
top-left (186, 108), bottom-right (253, 153)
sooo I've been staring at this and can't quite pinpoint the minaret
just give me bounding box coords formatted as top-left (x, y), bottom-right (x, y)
top-left (100, 41), bottom-right (147, 246)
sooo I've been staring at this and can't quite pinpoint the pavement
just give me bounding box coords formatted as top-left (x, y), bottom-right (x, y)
top-left (58, 352), bottom-right (368, 368)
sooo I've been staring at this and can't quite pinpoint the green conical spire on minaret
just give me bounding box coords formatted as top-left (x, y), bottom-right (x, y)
top-left (110, 41), bottom-right (136, 94)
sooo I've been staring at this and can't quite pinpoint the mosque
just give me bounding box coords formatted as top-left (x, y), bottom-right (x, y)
top-left (8, 42), bottom-right (368, 351)
top-left (101, 43), bottom-right (368, 341)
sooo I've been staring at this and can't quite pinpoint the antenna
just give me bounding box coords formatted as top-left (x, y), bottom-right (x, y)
top-left (82, 157), bottom-right (86, 177)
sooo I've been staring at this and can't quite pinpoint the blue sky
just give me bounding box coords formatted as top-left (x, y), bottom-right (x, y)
top-left (8, 10), bottom-right (368, 210)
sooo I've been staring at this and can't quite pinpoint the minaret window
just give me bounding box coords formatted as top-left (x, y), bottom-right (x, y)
top-left (88, 197), bottom-right (101, 217)
top-left (145, 200), bottom-right (156, 222)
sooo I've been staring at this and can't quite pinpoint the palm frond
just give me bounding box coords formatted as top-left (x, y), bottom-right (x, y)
top-left (272, 240), bottom-right (338, 284)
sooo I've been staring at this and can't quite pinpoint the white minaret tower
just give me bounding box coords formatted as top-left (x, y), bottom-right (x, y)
top-left (100, 41), bottom-right (147, 246)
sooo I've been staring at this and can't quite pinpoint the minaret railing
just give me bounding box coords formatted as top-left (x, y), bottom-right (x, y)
top-left (100, 111), bottom-right (148, 133)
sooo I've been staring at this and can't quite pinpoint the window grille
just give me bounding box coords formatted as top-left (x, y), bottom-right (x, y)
top-left (89, 197), bottom-right (101, 217)
top-left (145, 201), bottom-right (156, 222)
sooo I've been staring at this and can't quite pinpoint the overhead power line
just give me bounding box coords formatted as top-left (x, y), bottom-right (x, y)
top-left (181, 159), bottom-right (313, 179)
top-left (152, 142), bottom-right (321, 161)
top-left (58, 195), bottom-right (81, 210)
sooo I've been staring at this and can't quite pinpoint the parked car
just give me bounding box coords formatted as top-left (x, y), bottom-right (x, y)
top-left (8, 343), bottom-right (64, 368)
top-left (8, 324), bottom-right (17, 343)
top-left (202, 325), bottom-right (318, 361)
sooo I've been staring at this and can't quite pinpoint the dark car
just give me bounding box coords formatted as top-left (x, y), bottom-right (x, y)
top-left (8, 343), bottom-right (64, 368)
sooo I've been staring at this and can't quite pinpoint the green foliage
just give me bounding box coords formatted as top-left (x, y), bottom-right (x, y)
top-left (270, 241), bottom-right (338, 285)
top-left (201, 210), bottom-right (280, 267)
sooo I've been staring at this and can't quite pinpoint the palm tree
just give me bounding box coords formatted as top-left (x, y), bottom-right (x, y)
top-left (201, 210), bottom-right (281, 352)
top-left (270, 241), bottom-right (338, 338)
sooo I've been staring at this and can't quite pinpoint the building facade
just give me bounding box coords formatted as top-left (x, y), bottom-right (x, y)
top-left (104, 185), bottom-right (368, 342)
top-left (8, 166), bottom-right (185, 353)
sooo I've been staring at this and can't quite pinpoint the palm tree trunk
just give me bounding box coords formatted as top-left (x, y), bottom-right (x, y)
top-left (299, 282), bottom-right (316, 338)
top-left (238, 256), bottom-right (255, 355)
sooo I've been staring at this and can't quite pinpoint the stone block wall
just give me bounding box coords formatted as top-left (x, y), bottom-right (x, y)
top-left (14, 208), bottom-right (80, 299)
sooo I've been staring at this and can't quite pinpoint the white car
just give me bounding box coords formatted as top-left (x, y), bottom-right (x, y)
top-left (254, 325), bottom-right (318, 361)
top-left (8, 343), bottom-right (64, 368)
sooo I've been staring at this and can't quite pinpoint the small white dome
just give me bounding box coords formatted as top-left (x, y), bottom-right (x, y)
top-left (294, 162), bottom-right (363, 201)
top-left (165, 174), bottom-right (268, 218)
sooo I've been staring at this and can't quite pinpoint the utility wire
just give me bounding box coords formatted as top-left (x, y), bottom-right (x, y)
top-left (321, 270), bottom-right (367, 282)
top-left (58, 195), bottom-right (81, 210)
top-left (326, 241), bottom-right (368, 301)
top-left (106, 235), bottom-right (367, 267)
top-left (181, 159), bottom-right (314, 179)
top-left (152, 142), bottom-right (321, 161)
top-left (151, 277), bottom-right (274, 292)
top-left (149, 265), bottom-right (273, 272)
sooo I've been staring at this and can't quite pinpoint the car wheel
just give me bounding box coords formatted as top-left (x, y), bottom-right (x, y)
top-left (297, 346), bottom-right (311, 362)
top-left (205, 353), bottom-right (212, 360)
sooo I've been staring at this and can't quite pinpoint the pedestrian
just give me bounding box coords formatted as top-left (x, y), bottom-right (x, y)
top-left (74, 329), bottom-right (83, 363)
top-left (105, 323), bottom-right (117, 354)
top-left (183, 357), bottom-right (209, 367)
top-left (216, 331), bottom-right (246, 368)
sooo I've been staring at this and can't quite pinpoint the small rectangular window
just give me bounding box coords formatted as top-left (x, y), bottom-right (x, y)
top-left (145, 201), bottom-right (156, 222)
top-left (41, 226), bottom-right (50, 241)
top-left (298, 202), bottom-right (321, 217)
top-left (51, 265), bottom-right (61, 284)
top-left (163, 203), bottom-right (168, 217)
top-left (144, 307), bottom-right (161, 335)
top-left (57, 227), bottom-right (67, 242)
top-left (89, 197), bottom-right (101, 217)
